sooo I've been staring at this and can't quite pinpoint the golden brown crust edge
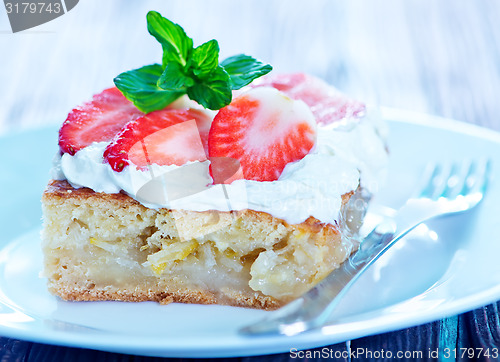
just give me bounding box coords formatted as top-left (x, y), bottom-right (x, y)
top-left (43, 179), bottom-right (352, 234)
top-left (47, 281), bottom-right (281, 310)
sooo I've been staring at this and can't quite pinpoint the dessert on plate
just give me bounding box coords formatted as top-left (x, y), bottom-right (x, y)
top-left (41, 12), bottom-right (388, 310)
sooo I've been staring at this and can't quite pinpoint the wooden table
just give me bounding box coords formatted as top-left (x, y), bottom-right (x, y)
top-left (1, 0), bottom-right (500, 360)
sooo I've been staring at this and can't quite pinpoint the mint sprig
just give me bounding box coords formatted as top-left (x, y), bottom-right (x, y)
top-left (114, 11), bottom-right (272, 112)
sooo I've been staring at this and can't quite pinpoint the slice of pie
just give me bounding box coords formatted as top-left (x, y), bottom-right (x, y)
top-left (41, 72), bottom-right (387, 310)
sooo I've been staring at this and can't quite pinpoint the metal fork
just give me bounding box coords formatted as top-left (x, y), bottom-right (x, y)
top-left (240, 159), bottom-right (491, 336)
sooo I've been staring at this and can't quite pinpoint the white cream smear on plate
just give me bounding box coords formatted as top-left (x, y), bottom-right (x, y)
top-left (51, 96), bottom-right (388, 225)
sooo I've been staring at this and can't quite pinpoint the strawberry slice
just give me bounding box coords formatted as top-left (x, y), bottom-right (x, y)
top-left (208, 87), bottom-right (317, 182)
top-left (251, 73), bottom-right (365, 125)
top-left (59, 87), bottom-right (144, 155)
top-left (104, 108), bottom-right (212, 172)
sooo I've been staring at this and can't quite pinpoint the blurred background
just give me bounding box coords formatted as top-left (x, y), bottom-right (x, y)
top-left (1, 0), bottom-right (500, 135)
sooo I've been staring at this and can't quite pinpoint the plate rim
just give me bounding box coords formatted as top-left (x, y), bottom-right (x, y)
top-left (1, 107), bottom-right (500, 358)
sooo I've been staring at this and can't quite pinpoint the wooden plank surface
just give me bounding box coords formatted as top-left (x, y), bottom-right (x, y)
top-left (1, 0), bottom-right (500, 360)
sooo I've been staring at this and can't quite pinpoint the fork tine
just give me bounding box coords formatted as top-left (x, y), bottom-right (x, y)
top-left (478, 159), bottom-right (491, 195)
top-left (459, 160), bottom-right (477, 196)
top-left (459, 158), bottom-right (491, 196)
top-left (441, 162), bottom-right (462, 198)
top-left (419, 163), bottom-right (442, 199)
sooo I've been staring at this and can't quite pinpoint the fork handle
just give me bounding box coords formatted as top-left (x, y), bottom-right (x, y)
top-left (239, 198), bottom-right (448, 336)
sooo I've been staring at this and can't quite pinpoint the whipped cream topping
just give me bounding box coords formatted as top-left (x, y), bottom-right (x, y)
top-left (51, 97), bottom-right (388, 225)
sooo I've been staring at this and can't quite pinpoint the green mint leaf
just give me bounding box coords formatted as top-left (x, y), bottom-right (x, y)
top-left (221, 54), bottom-right (272, 89)
top-left (115, 12), bottom-right (273, 113)
top-left (146, 11), bottom-right (193, 67)
top-left (187, 66), bottom-right (232, 110)
top-left (157, 62), bottom-right (195, 91)
top-left (191, 39), bottom-right (220, 77)
top-left (114, 64), bottom-right (183, 113)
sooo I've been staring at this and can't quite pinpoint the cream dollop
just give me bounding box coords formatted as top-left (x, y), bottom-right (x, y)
top-left (51, 103), bottom-right (387, 225)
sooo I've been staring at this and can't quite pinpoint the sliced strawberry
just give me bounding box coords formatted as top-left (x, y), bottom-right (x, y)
top-left (251, 73), bottom-right (365, 125)
top-left (59, 87), bottom-right (144, 155)
top-left (104, 108), bottom-right (212, 172)
top-left (208, 87), bottom-right (317, 182)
